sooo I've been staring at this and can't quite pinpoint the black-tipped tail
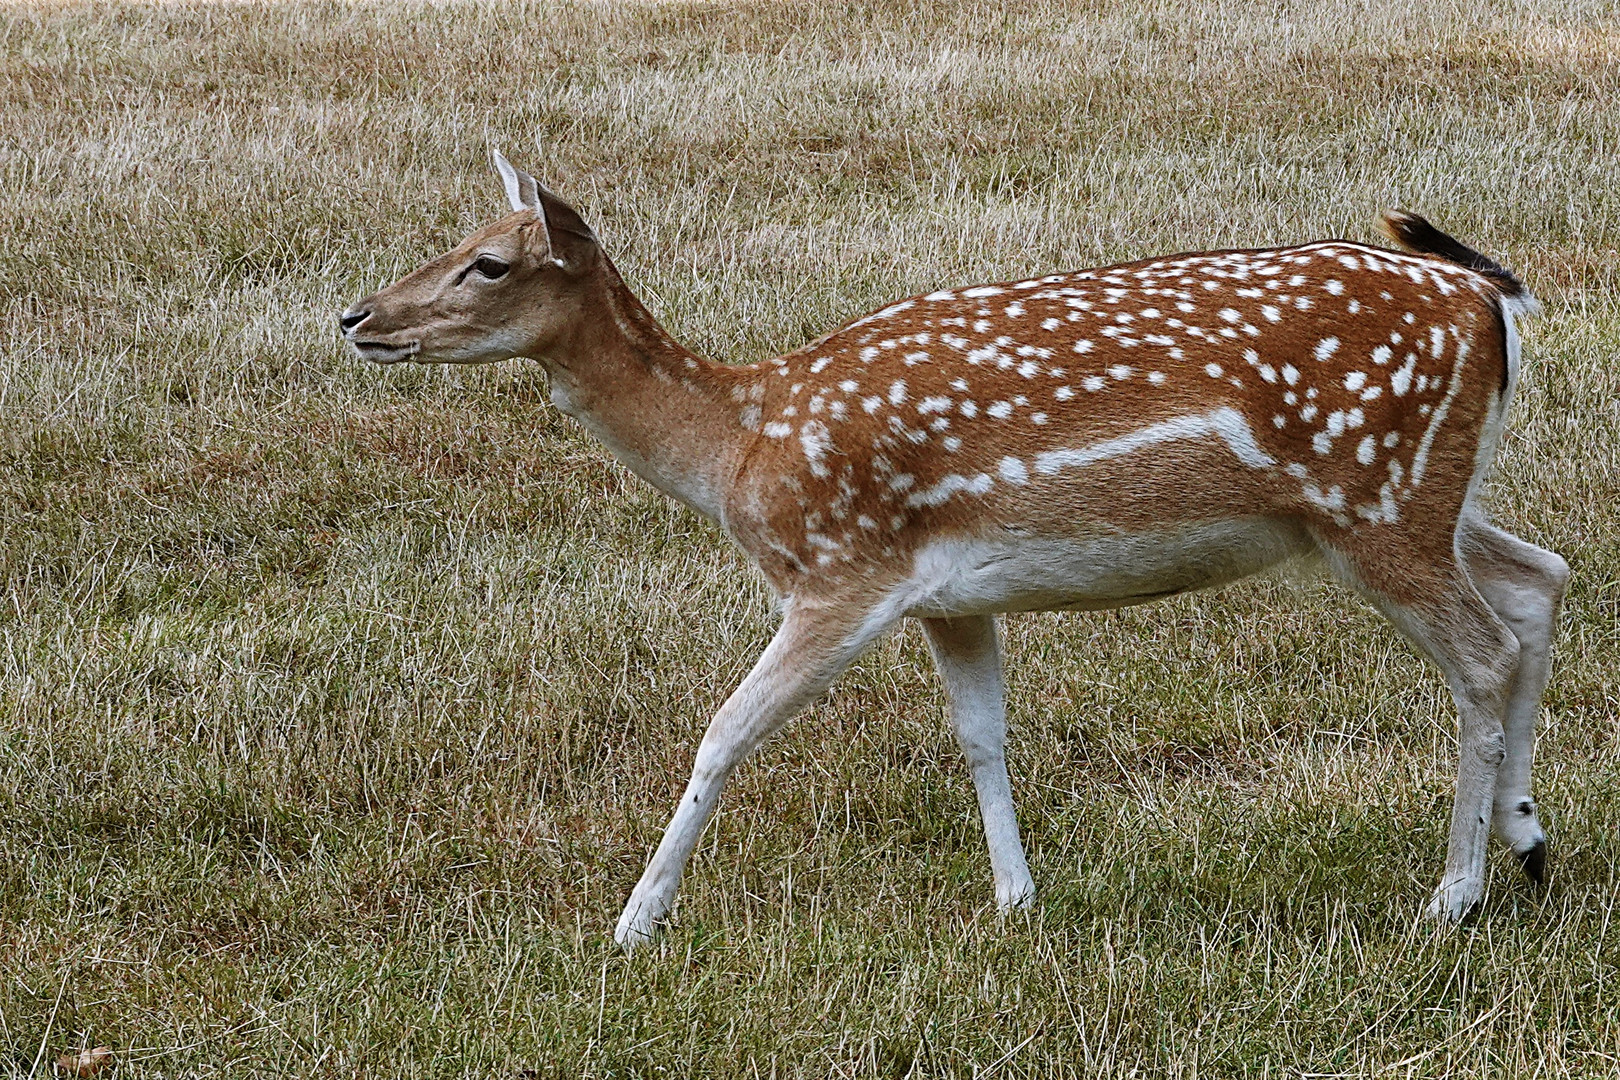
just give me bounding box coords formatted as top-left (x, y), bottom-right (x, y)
top-left (1379, 210), bottom-right (1529, 299)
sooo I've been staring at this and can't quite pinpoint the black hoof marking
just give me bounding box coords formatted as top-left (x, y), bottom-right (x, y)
top-left (1516, 840), bottom-right (1547, 886)
top-left (1451, 897), bottom-right (1485, 927)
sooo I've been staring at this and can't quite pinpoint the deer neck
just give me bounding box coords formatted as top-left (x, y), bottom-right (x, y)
top-left (536, 263), bottom-right (741, 523)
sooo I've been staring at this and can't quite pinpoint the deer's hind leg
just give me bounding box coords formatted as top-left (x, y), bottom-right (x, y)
top-left (1322, 531), bottom-right (1520, 922)
top-left (1458, 513), bottom-right (1570, 883)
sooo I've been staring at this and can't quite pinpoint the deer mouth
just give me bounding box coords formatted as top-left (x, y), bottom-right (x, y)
top-left (350, 340), bottom-right (421, 364)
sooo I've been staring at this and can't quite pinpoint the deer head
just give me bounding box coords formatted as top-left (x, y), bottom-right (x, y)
top-left (340, 151), bottom-right (603, 365)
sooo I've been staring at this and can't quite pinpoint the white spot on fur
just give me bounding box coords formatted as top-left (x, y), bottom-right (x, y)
top-left (906, 472), bottom-right (994, 508)
top-left (1313, 337), bottom-right (1340, 362)
top-left (1302, 482), bottom-right (1347, 524)
top-left (800, 420), bottom-right (832, 478)
top-left (1390, 355), bottom-right (1416, 396)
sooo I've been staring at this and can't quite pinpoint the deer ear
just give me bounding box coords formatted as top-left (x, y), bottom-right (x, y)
top-left (535, 182), bottom-right (599, 268)
top-left (491, 148), bottom-right (540, 213)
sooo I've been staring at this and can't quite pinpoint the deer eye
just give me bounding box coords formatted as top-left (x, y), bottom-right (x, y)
top-left (472, 255), bottom-right (510, 279)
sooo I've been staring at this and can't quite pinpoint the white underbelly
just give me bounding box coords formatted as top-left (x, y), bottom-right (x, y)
top-left (899, 518), bottom-right (1312, 618)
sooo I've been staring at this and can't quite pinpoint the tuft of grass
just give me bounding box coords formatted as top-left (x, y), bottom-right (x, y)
top-left (3, 1), bottom-right (1620, 1076)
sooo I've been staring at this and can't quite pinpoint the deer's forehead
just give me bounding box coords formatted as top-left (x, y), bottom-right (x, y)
top-left (446, 215), bottom-right (537, 257)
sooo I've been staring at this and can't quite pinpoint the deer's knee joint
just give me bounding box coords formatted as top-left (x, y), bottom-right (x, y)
top-left (955, 736), bottom-right (1004, 768)
top-left (1472, 728), bottom-right (1507, 767)
top-left (1543, 550), bottom-right (1572, 595)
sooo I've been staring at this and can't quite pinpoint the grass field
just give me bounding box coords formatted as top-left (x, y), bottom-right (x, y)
top-left (4, 0), bottom-right (1620, 1075)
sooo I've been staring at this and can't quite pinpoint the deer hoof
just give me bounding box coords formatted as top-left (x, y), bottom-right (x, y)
top-left (1424, 879), bottom-right (1484, 924)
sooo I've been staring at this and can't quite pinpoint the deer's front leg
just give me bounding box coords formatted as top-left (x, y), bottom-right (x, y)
top-left (922, 615), bottom-right (1035, 911)
top-left (615, 600), bottom-right (894, 948)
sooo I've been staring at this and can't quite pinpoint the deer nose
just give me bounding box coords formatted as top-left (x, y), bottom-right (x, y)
top-left (339, 308), bottom-right (370, 334)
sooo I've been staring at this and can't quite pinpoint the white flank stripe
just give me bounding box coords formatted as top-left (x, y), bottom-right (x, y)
top-left (1033, 408), bottom-right (1275, 476)
top-left (1410, 338), bottom-right (1469, 488)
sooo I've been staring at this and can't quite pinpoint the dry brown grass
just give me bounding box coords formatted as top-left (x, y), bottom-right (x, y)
top-left (3, 1), bottom-right (1620, 1076)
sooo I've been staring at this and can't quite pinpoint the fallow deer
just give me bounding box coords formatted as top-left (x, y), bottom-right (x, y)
top-left (342, 151), bottom-right (1567, 946)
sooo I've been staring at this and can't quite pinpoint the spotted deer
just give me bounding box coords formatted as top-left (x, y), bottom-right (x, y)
top-left (342, 152), bottom-right (1567, 946)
